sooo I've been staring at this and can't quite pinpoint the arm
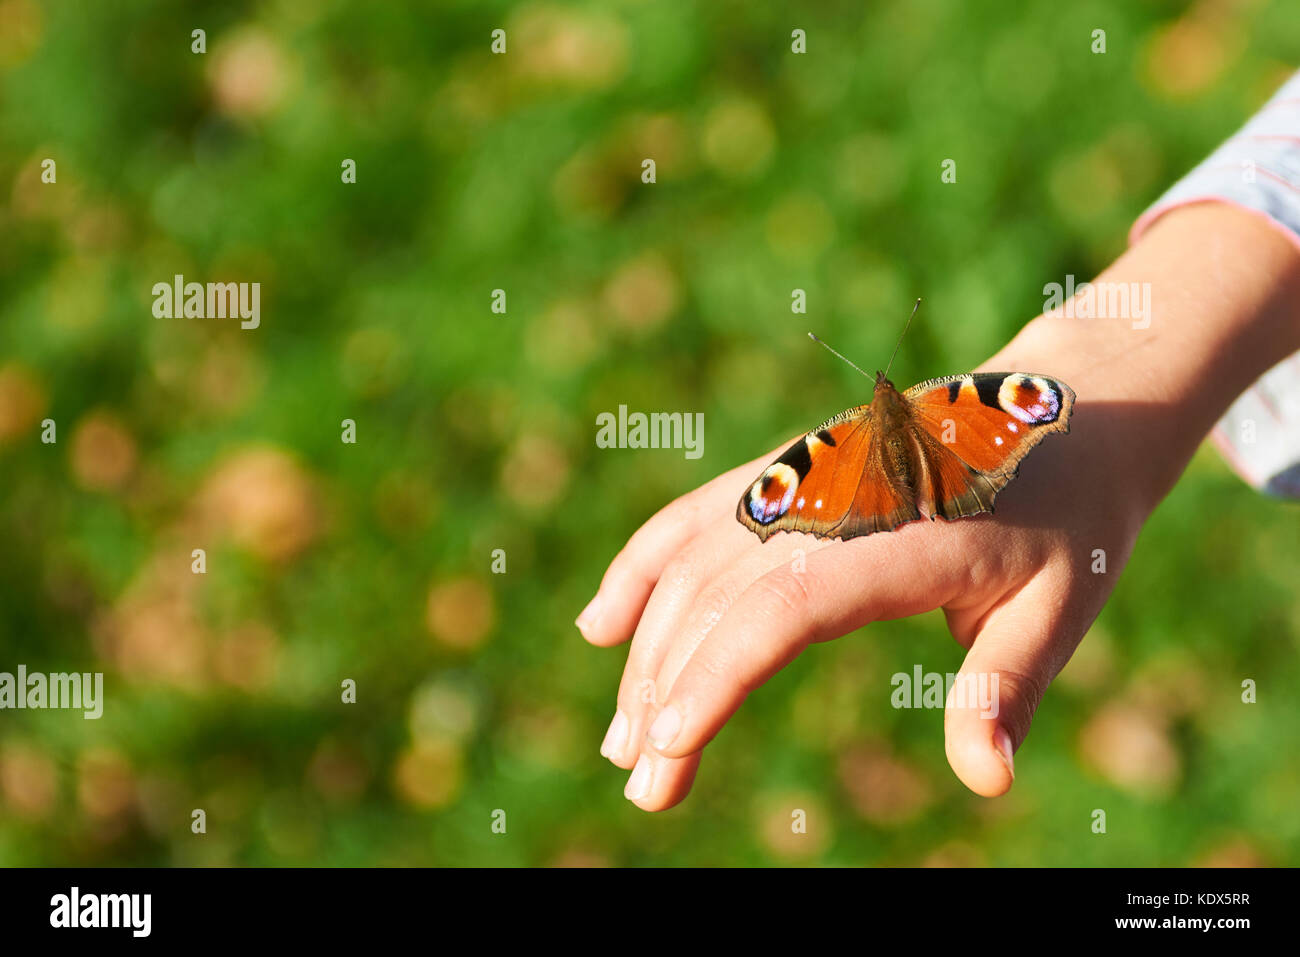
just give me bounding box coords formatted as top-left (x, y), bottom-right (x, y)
top-left (995, 201), bottom-right (1300, 524)
top-left (580, 200), bottom-right (1300, 810)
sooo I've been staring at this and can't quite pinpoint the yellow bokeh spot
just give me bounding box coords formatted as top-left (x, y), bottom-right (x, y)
top-left (499, 434), bottom-right (571, 512)
top-left (426, 577), bottom-right (497, 650)
top-left (393, 739), bottom-right (464, 810)
top-left (603, 252), bottom-right (680, 333)
top-left (196, 446), bottom-right (319, 563)
top-left (703, 98), bottom-right (776, 181)
top-left (70, 410), bottom-right (137, 492)
top-left (1142, 14), bottom-right (1242, 100)
top-left (209, 28), bottom-right (294, 119)
top-left (0, 363), bottom-right (46, 444)
top-left (1077, 701), bottom-right (1181, 798)
top-left (0, 740), bottom-right (57, 820)
top-left (765, 192), bottom-right (836, 262)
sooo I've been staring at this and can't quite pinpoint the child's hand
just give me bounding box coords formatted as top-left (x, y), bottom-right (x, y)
top-left (579, 202), bottom-right (1300, 811)
top-left (578, 366), bottom-right (1139, 810)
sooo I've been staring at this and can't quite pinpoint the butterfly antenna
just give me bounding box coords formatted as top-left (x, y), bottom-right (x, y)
top-left (883, 298), bottom-right (922, 380)
top-left (808, 332), bottom-right (873, 380)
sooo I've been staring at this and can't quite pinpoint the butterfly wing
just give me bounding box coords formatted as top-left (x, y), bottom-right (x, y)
top-left (736, 407), bottom-right (921, 542)
top-left (736, 372), bottom-right (1075, 543)
top-left (903, 372), bottom-right (1075, 519)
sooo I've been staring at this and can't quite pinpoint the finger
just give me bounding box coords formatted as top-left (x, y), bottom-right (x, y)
top-left (577, 452), bottom-right (772, 647)
top-left (943, 570), bottom-right (1088, 797)
top-left (602, 516), bottom-right (757, 768)
top-left (608, 519), bottom-right (839, 768)
top-left (644, 525), bottom-right (970, 760)
top-left (620, 749), bottom-right (702, 813)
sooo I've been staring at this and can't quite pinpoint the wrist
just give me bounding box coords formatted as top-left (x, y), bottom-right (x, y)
top-left (984, 201), bottom-right (1300, 518)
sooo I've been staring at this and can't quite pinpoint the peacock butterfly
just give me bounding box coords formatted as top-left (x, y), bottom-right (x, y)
top-left (737, 302), bottom-right (1075, 542)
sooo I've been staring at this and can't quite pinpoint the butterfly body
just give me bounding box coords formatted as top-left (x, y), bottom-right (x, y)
top-left (737, 371), bottom-right (1075, 542)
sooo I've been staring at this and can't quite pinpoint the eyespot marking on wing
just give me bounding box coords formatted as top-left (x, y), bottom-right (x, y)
top-left (998, 375), bottom-right (1061, 424)
top-left (746, 463), bottom-right (799, 525)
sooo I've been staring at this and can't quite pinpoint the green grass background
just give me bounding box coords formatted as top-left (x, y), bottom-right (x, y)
top-left (0, 0), bottom-right (1298, 865)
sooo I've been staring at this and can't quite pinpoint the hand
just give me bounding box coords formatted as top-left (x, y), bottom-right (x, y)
top-left (578, 202), bottom-right (1300, 811)
top-left (577, 369), bottom-right (1140, 810)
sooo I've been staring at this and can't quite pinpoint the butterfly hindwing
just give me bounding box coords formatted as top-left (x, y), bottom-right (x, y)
top-left (906, 425), bottom-right (1002, 521)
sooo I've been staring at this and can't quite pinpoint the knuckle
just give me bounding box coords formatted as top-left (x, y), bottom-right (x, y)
top-left (659, 534), bottom-right (717, 592)
top-left (753, 568), bottom-right (814, 618)
top-left (659, 553), bottom-right (701, 592)
top-left (696, 651), bottom-right (731, 684)
top-left (690, 581), bottom-right (734, 631)
top-left (691, 636), bottom-right (762, 700)
top-left (989, 667), bottom-right (1049, 739)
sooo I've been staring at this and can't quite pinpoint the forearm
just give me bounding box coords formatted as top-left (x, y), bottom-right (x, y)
top-left (986, 202), bottom-right (1300, 517)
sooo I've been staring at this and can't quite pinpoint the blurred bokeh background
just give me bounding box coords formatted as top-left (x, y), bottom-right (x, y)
top-left (1, 0), bottom-right (1298, 866)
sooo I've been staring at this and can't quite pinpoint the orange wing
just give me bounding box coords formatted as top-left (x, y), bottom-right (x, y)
top-left (736, 407), bottom-right (919, 542)
top-left (903, 372), bottom-right (1075, 520)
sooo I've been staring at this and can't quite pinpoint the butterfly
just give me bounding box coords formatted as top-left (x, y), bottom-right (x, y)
top-left (736, 303), bottom-right (1075, 542)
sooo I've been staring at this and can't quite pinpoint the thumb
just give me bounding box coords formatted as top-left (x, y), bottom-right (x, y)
top-left (943, 576), bottom-right (1081, 797)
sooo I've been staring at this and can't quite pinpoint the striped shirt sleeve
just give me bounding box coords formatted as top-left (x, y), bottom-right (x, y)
top-left (1129, 70), bottom-right (1300, 499)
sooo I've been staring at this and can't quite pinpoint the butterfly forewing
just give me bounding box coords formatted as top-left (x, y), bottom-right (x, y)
top-left (738, 409), bottom-right (881, 541)
top-left (903, 373), bottom-right (1075, 477)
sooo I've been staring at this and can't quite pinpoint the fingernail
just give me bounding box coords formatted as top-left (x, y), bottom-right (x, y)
top-left (646, 705), bottom-right (682, 751)
top-left (624, 754), bottom-right (652, 801)
top-left (993, 726), bottom-right (1015, 779)
top-left (599, 710), bottom-right (628, 759)
top-left (575, 594), bottom-right (603, 636)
